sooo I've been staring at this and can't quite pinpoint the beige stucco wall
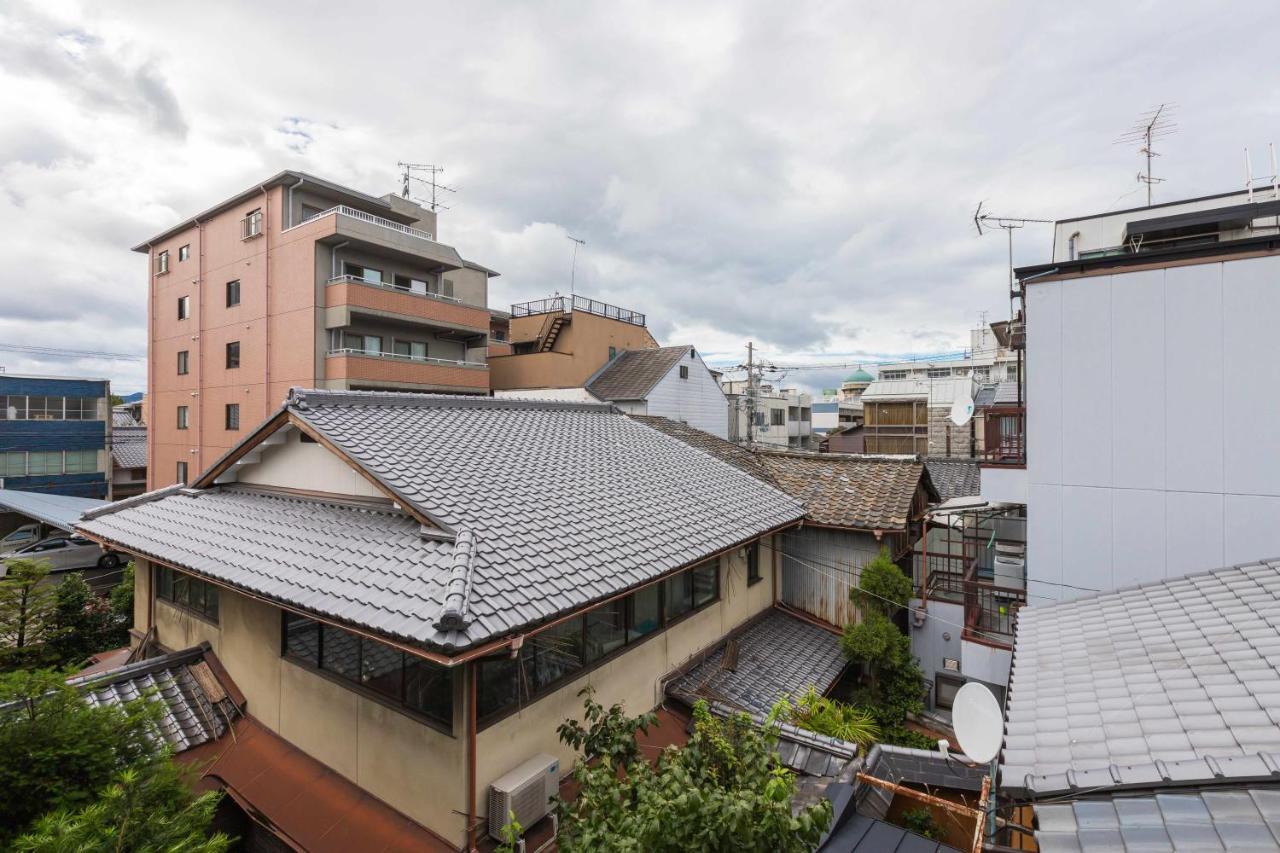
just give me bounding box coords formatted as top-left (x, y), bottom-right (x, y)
top-left (473, 538), bottom-right (775, 822)
top-left (231, 426), bottom-right (384, 498)
top-left (489, 312), bottom-right (659, 390)
top-left (135, 559), bottom-right (470, 846)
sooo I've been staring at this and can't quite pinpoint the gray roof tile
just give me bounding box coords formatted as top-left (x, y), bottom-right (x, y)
top-left (585, 346), bottom-right (691, 401)
top-left (111, 426), bottom-right (147, 469)
top-left (81, 390), bottom-right (805, 653)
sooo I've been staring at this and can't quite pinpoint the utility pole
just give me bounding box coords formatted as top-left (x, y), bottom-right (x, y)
top-left (745, 341), bottom-right (755, 450)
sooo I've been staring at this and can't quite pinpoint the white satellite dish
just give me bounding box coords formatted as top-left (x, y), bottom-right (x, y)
top-left (949, 395), bottom-right (975, 427)
top-left (952, 682), bottom-right (1003, 764)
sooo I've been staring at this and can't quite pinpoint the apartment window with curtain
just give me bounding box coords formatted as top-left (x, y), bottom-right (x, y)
top-left (176, 406), bottom-right (188, 430)
top-left (177, 350), bottom-right (189, 375)
top-left (225, 403), bottom-right (240, 430)
top-left (226, 341), bottom-right (240, 369)
top-left (226, 280), bottom-right (241, 307)
top-left (393, 340), bottom-right (427, 360)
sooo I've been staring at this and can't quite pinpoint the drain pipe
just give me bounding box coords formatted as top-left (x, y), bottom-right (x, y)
top-left (288, 175), bottom-right (305, 229)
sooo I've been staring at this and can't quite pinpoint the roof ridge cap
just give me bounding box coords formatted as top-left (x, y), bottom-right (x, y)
top-left (288, 387), bottom-right (617, 415)
top-left (79, 484), bottom-right (185, 522)
top-left (434, 528), bottom-right (477, 631)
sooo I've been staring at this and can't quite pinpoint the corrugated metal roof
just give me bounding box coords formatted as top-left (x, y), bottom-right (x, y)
top-left (1035, 790), bottom-right (1280, 852)
top-left (862, 377), bottom-right (976, 405)
top-left (585, 346), bottom-right (690, 401)
top-left (0, 488), bottom-right (106, 531)
top-left (1002, 558), bottom-right (1280, 797)
top-left (81, 390), bottom-right (806, 652)
top-left (111, 426), bottom-right (147, 469)
top-left (668, 609), bottom-right (846, 716)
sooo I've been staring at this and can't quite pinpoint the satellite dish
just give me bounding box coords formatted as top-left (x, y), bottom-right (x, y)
top-left (949, 395), bottom-right (975, 427)
top-left (952, 682), bottom-right (1003, 764)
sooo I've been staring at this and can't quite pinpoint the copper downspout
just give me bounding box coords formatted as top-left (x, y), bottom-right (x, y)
top-left (467, 661), bottom-right (478, 852)
top-left (259, 185), bottom-right (272, 419)
top-left (145, 242), bottom-right (156, 491)
top-left (195, 218), bottom-right (205, 480)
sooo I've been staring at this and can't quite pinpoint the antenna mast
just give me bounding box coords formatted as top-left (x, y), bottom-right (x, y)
top-left (566, 236), bottom-right (586, 295)
top-left (1115, 104), bottom-right (1178, 207)
top-left (396, 162), bottom-right (457, 211)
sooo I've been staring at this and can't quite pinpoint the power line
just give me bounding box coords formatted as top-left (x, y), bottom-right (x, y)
top-left (710, 344), bottom-right (1017, 375)
top-left (0, 343), bottom-right (145, 362)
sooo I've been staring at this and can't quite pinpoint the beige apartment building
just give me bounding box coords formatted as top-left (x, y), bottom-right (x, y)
top-left (135, 171), bottom-right (497, 490)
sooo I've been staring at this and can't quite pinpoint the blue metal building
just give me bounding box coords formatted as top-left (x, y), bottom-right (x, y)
top-left (0, 375), bottom-right (111, 499)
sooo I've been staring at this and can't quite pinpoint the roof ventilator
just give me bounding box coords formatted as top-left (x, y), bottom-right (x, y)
top-left (434, 528), bottom-right (476, 631)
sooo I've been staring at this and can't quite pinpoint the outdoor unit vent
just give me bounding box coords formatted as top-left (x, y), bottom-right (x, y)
top-left (487, 753), bottom-right (559, 841)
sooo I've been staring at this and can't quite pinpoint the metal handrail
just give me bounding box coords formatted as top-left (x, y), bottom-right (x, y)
top-left (510, 294), bottom-right (646, 326)
top-left (294, 205), bottom-right (435, 241)
top-left (326, 274), bottom-right (463, 305)
top-left (326, 348), bottom-right (486, 369)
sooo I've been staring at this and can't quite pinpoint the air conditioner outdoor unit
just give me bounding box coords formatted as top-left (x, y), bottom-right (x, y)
top-left (487, 753), bottom-right (559, 842)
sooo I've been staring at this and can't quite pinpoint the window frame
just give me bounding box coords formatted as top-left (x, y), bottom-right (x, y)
top-left (226, 280), bottom-right (241, 307)
top-left (155, 566), bottom-right (220, 624)
top-left (177, 350), bottom-right (189, 375)
top-left (178, 244), bottom-right (190, 262)
top-left (747, 542), bottom-right (762, 586)
top-left (476, 557), bottom-right (722, 728)
top-left (679, 365), bottom-right (690, 380)
top-left (225, 403), bottom-right (240, 431)
top-left (156, 250), bottom-right (169, 275)
top-left (177, 295), bottom-right (191, 320)
top-left (176, 461), bottom-right (188, 485)
top-left (226, 341), bottom-right (240, 369)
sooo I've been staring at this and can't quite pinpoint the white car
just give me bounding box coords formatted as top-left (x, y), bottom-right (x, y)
top-left (0, 523), bottom-right (42, 555)
top-left (2, 534), bottom-right (122, 573)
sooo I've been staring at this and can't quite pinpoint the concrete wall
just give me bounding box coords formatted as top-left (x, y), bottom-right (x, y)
top-left (1026, 254), bottom-right (1280, 601)
top-left (643, 349), bottom-right (729, 439)
top-left (490, 312), bottom-right (658, 390)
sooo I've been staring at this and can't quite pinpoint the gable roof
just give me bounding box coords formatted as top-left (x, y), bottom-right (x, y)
top-left (631, 415), bottom-right (778, 485)
top-left (79, 389), bottom-right (805, 653)
top-left (111, 426), bottom-right (147, 469)
top-left (585, 345), bottom-right (692, 401)
top-left (923, 458), bottom-right (980, 502)
top-left (757, 451), bottom-right (937, 531)
top-left (1002, 558), bottom-right (1280, 798)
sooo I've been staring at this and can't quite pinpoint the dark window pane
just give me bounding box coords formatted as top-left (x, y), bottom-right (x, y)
top-left (204, 584), bottom-right (219, 621)
top-left (321, 626), bottom-right (361, 681)
top-left (693, 562), bottom-right (718, 608)
top-left (628, 585), bottom-right (661, 641)
top-left (157, 567), bottom-right (173, 600)
top-left (747, 543), bottom-right (761, 583)
top-left (584, 602), bottom-right (626, 664)
top-left (405, 657), bottom-right (453, 726)
top-left (525, 616), bottom-right (583, 692)
top-left (172, 574), bottom-right (189, 607)
top-left (477, 656), bottom-right (520, 720)
top-left (361, 640), bottom-right (403, 701)
top-left (285, 615), bottom-right (320, 665)
top-left (189, 578), bottom-right (206, 612)
top-left (664, 572), bottom-right (693, 621)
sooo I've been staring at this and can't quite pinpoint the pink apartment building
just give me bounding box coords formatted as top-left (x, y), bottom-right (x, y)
top-left (135, 171), bottom-right (498, 489)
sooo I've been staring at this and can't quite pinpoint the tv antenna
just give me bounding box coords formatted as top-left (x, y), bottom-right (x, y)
top-left (397, 162), bottom-right (457, 211)
top-left (567, 236), bottom-right (586, 295)
top-left (973, 202), bottom-right (1053, 300)
top-left (1115, 103), bottom-right (1178, 206)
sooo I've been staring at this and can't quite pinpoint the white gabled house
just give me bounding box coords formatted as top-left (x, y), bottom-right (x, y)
top-left (585, 345), bottom-right (729, 439)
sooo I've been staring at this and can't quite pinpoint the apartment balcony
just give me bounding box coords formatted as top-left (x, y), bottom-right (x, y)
top-left (325, 275), bottom-right (490, 335)
top-left (284, 205), bottom-right (467, 272)
top-left (981, 408), bottom-right (1025, 467)
top-left (922, 556), bottom-right (1025, 649)
top-left (325, 348), bottom-right (488, 393)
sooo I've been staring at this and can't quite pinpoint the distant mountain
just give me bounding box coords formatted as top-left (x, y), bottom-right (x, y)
top-left (118, 392), bottom-right (144, 403)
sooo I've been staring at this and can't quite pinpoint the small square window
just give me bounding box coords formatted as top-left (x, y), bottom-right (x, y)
top-left (226, 341), bottom-right (240, 369)
top-left (178, 244), bottom-right (190, 262)
top-left (226, 280), bottom-right (241, 307)
top-left (177, 295), bottom-right (191, 320)
top-left (225, 403), bottom-right (240, 430)
top-left (177, 350), bottom-right (189, 375)
top-left (176, 461), bottom-right (188, 485)
top-left (176, 405), bottom-right (189, 430)
top-left (679, 365), bottom-right (689, 380)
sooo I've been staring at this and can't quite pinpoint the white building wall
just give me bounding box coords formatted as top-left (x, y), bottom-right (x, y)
top-left (644, 350), bottom-right (728, 439)
top-left (1026, 254), bottom-right (1280, 602)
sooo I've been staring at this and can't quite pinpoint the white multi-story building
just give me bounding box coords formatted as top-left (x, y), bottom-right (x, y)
top-left (875, 325), bottom-right (1020, 387)
top-left (1008, 186), bottom-right (1280, 601)
top-left (722, 380), bottom-right (812, 449)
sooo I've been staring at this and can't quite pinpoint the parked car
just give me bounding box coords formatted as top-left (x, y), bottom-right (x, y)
top-left (0, 523), bottom-right (42, 555)
top-left (1, 534), bottom-right (121, 574)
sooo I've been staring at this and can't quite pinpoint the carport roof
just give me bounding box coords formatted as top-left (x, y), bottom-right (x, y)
top-left (0, 489), bottom-right (107, 532)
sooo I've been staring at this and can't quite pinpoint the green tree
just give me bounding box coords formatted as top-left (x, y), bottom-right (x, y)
top-left (841, 548), bottom-right (925, 730)
top-left (13, 760), bottom-right (230, 853)
top-left (0, 560), bottom-right (59, 670)
top-left (110, 562), bottom-right (135, 624)
top-left (555, 688), bottom-right (831, 852)
top-left (0, 669), bottom-right (165, 842)
top-left (47, 571), bottom-right (131, 669)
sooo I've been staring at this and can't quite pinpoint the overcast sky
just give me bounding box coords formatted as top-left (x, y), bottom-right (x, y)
top-left (1, 1), bottom-right (1275, 395)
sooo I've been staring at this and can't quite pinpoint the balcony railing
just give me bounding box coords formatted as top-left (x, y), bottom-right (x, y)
top-left (924, 557), bottom-right (1025, 648)
top-left (982, 410), bottom-right (1025, 465)
top-left (510, 294), bottom-right (645, 327)
top-left (327, 274), bottom-right (462, 304)
top-left (295, 205), bottom-right (435, 242)
top-left (326, 348), bottom-right (486, 369)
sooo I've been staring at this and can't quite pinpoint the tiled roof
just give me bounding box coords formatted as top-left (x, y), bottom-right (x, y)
top-left (81, 390), bottom-right (805, 652)
top-left (757, 452), bottom-right (936, 531)
top-left (112, 410), bottom-right (138, 427)
top-left (668, 609), bottom-right (846, 716)
top-left (69, 645), bottom-right (240, 754)
top-left (585, 345), bottom-right (690, 401)
top-left (1034, 790), bottom-right (1280, 852)
top-left (975, 380), bottom-right (1019, 409)
top-left (923, 458), bottom-right (980, 502)
top-left (112, 426), bottom-right (147, 469)
top-left (1002, 558), bottom-right (1280, 797)
top-left (631, 416), bottom-right (779, 486)
top-left (0, 488), bottom-right (106, 531)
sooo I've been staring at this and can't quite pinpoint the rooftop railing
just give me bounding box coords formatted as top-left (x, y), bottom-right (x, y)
top-left (295, 205), bottom-right (435, 242)
top-left (510, 294), bottom-right (646, 327)
top-left (327, 274), bottom-right (463, 305)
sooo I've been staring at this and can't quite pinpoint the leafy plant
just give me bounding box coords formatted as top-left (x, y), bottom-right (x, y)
top-left (495, 810), bottom-right (524, 853)
top-left (878, 724), bottom-right (937, 750)
top-left (900, 806), bottom-right (944, 840)
top-left (554, 689), bottom-right (831, 852)
top-left (47, 572), bottom-right (130, 669)
top-left (782, 686), bottom-right (878, 745)
top-left (13, 758), bottom-right (230, 852)
top-left (0, 560), bottom-right (59, 669)
top-left (842, 549), bottom-right (925, 730)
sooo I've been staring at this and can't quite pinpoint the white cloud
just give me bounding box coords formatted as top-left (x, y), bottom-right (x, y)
top-left (0, 0), bottom-right (1277, 395)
